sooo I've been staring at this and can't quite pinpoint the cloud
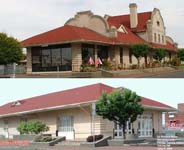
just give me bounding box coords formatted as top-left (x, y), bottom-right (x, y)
top-left (0, 0), bottom-right (183, 47)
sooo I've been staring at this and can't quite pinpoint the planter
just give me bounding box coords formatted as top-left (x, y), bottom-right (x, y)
top-left (13, 134), bottom-right (36, 141)
top-left (30, 136), bottom-right (65, 147)
top-left (81, 136), bottom-right (111, 147)
top-left (176, 133), bottom-right (184, 137)
top-left (0, 135), bottom-right (5, 140)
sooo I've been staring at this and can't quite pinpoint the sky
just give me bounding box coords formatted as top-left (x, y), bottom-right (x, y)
top-left (0, 0), bottom-right (184, 47)
top-left (0, 79), bottom-right (183, 109)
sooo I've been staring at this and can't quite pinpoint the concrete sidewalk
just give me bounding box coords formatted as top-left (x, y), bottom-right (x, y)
top-left (1, 66), bottom-right (184, 78)
top-left (0, 145), bottom-right (183, 150)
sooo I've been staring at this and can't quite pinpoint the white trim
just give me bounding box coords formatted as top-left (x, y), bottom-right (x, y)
top-left (24, 39), bottom-right (111, 48)
top-left (0, 99), bottom-right (175, 118)
top-left (0, 100), bottom-right (96, 118)
top-left (143, 105), bottom-right (176, 111)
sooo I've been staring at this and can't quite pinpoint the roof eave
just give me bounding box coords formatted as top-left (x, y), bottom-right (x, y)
top-left (0, 100), bottom-right (96, 119)
top-left (22, 39), bottom-right (112, 48)
top-left (143, 105), bottom-right (176, 112)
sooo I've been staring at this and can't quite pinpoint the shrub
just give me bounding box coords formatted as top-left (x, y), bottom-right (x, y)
top-left (86, 134), bottom-right (103, 142)
top-left (170, 57), bottom-right (180, 66)
top-left (34, 135), bottom-right (56, 142)
top-left (130, 64), bottom-right (138, 69)
top-left (152, 61), bottom-right (161, 68)
top-left (17, 121), bottom-right (49, 135)
top-left (80, 64), bottom-right (98, 72)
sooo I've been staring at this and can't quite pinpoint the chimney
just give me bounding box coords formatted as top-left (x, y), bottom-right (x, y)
top-left (178, 103), bottom-right (184, 113)
top-left (129, 3), bottom-right (138, 29)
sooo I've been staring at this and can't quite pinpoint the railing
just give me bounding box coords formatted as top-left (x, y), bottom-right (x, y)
top-left (0, 64), bottom-right (26, 76)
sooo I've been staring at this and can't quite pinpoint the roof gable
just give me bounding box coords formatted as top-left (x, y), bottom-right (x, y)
top-left (107, 12), bottom-right (152, 32)
top-left (0, 83), bottom-right (174, 118)
top-left (21, 25), bottom-right (112, 47)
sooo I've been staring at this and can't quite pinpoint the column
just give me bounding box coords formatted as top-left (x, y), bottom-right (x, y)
top-left (114, 46), bottom-right (120, 65)
top-left (123, 47), bottom-right (130, 68)
top-left (72, 43), bottom-right (82, 72)
top-left (26, 47), bottom-right (32, 74)
top-left (94, 45), bottom-right (98, 67)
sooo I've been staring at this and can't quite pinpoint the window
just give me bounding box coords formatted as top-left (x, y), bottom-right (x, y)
top-left (61, 47), bottom-right (72, 71)
top-left (20, 118), bottom-right (28, 122)
top-left (82, 44), bottom-right (95, 64)
top-left (169, 52), bottom-right (172, 60)
top-left (154, 33), bottom-right (157, 43)
top-left (97, 45), bottom-right (108, 61)
top-left (120, 48), bottom-right (123, 64)
top-left (31, 44), bottom-right (72, 72)
top-left (157, 21), bottom-right (160, 26)
top-left (42, 49), bottom-right (51, 68)
top-left (158, 34), bottom-right (160, 43)
top-left (51, 48), bottom-right (61, 67)
top-left (162, 35), bottom-right (164, 44)
top-left (59, 116), bottom-right (74, 132)
top-left (32, 47), bottom-right (42, 72)
top-left (129, 49), bottom-right (132, 64)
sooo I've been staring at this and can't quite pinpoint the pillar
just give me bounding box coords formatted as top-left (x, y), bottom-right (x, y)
top-left (26, 47), bottom-right (32, 74)
top-left (72, 43), bottom-right (82, 72)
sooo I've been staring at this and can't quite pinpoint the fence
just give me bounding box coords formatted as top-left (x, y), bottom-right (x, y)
top-left (0, 64), bottom-right (26, 76)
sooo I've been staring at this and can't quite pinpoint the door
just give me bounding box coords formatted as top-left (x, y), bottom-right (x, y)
top-left (114, 121), bottom-right (133, 138)
top-left (114, 123), bottom-right (123, 138)
top-left (58, 116), bottom-right (74, 140)
top-left (138, 114), bottom-right (153, 137)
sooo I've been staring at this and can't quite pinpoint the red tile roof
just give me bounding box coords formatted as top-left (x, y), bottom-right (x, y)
top-left (21, 11), bottom-right (178, 51)
top-left (21, 25), bottom-right (144, 46)
top-left (0, 83), bottom-right (174, 117)
top-left (151, 41), bottom-right (178, 52)
top-left (107, 12), bottom-right (152, 32)
top-left (141, 97), bottom-right (173, 109)
top-left (22, 25), bottom-right (112, 47)
top-left (114, 26), bottom-right (145, 44)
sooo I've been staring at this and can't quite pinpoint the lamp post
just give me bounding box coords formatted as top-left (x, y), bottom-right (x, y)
top-left (92, 103), bottom-right (96, 150)
top-left (12, 62), bottom-right (17, 78)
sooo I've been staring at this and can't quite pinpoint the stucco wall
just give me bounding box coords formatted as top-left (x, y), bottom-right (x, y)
top-left (72, 43), bottom-right (82, 72)
top-left (26, 48), bottom-right (32, 74)
top-left (65, 11), bottom-right (109, 37)
top-left (150, 9), bottom-right (166, 45)
top-left (0, 106), bottom-right (163, 139)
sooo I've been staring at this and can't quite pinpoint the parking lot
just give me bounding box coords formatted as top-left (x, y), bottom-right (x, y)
top-left (0, 146), bottom-right (183, 150)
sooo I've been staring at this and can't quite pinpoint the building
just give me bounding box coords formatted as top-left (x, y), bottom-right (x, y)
top-left (21, 3), bottom-right (178, 74)
top-left (0, 83), bottom-right (175, 140)
top-left (165, 103), bottom-right (184, 130)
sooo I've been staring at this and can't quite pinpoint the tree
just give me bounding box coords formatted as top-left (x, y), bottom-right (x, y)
top-left (130, 44), bottom-right (149, 68)
top-left (153, 48), bottom-right (166, 63)
top-left (177, 49), bottom-right (184, 62)
top-left (0, 33), bottom-right (23, 65)
top-left (96, 89), bottom-right (144, 139)
top-left (17, 121), bottom-right (49, 135)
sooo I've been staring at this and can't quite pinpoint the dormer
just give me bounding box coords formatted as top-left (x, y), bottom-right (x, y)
top-left (149, 8), bottom-right (166, 45)
top-left (11, 101), bottom-right (23, 107)
top-left (118, 25), bottom-right (128, 34)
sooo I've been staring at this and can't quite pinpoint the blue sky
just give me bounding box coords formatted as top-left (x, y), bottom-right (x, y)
top-left (0, 0), bottom-right (183, 47)
top-left (0, 79), bottom-right (183, 109)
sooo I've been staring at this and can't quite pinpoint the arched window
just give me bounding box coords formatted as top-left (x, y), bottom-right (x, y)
top-left (157, 21), bottom-right (160, 26)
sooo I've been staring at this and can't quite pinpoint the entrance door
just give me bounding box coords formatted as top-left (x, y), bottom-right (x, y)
top-left (138, 114), bottom-right (153, 137)
top-left (114, 123), bottom-right (123, 138)
top-left (58, 116), bottom-right (74, 140)
top-left (114, 121), bottom-right (133, 138)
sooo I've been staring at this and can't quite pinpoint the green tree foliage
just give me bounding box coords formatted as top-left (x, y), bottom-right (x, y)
top-left (153, 48), bottom-right (166, 63)
top-left (96, 89), bottom-right (144, 139)
top-left (0, 33), bottom-right (23, 64)
top-left (17, 121), bottom-right (49, 135)
top-left (130, 44), bottom-right (149, 68)
top-left (177, 49), bottom-right (184, 62)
